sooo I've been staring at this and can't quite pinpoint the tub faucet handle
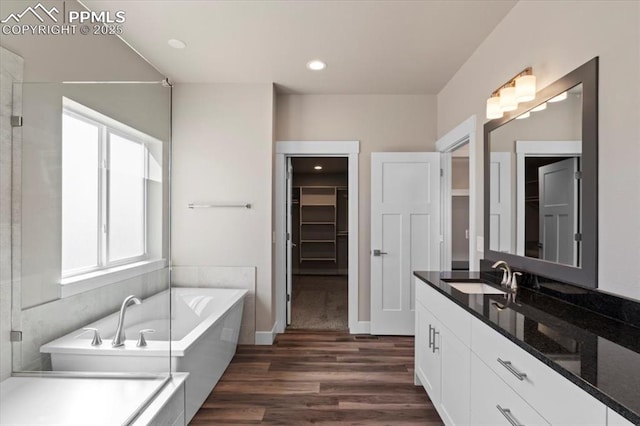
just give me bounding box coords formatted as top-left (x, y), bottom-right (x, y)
top-left (136, 329), bottom-right (155, 347)
top-left (82, 328), bottom-right (103, 346)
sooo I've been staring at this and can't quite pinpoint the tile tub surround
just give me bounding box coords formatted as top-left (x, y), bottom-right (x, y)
top-left (171, 266), bottom-right (256, 344)
top-left (18, 268), bottom-right (169, 372)
top-left (413, 270), bottom-right (640, 424)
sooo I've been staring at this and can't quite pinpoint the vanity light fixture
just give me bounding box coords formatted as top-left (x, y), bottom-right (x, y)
top-left (516, 111), bottom-right (530, 120)
top-left (486, 67), bottom-right (536, 119)
top-left (314, 165), bottom-right (323, 170)
top-left (307, 60), bottom-right (326, 71)
top-left (531, 102), bottom-right (547, 112)
top-left (548, 91), bottom-right (568, 103)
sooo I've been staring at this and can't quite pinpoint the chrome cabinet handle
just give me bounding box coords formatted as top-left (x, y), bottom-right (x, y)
top-left (497, 405), bottom-right (524, 426)
top-left (497, 358), bottom-right (527, 381)
top-left (432, 329), bottom-right (440, 353)
top-left (428, 324), bottom-right (434, 349)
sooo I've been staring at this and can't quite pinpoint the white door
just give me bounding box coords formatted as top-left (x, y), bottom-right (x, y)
top-left (539, 157), bottom-right (579, 265)
top-left (285, 158), bottom-right (293, 325)
top-left (370, 152), bottom-right (440, 335)
top-left (489, 152), bottom-right (512, 253)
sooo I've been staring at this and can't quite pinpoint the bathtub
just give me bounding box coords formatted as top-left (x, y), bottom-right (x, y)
top-left (40, 287), bottom-right (247, 423)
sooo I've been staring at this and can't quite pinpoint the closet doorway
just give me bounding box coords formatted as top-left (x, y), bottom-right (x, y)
top-left (288, 157), bottom-right (349, 331)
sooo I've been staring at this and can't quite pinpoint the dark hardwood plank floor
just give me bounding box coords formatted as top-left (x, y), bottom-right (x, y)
top-left (190, 331), bottom-right (444, 425)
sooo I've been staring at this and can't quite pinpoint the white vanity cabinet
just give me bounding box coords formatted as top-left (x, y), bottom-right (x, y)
top-left (607, 408), bottom-right (635, 426)
top-left (414, 278), bottom-right (627, 426)
top-left (472, 319), bottom-right (607, 425)
top-left (470, 353), bottom-right (550, 425)
top-left (415, 278), bottom-right (471, 425)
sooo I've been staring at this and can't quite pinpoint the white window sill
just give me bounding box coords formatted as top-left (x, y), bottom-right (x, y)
top-left (60, 259), bottom-right (167, 298)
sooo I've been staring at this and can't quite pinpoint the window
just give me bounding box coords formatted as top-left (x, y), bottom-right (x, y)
top-left (61, 99), bottom-right (149, 278)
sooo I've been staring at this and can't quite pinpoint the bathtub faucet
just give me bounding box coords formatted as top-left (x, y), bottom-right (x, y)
top-left (112, 295), bottom-right (142, 347)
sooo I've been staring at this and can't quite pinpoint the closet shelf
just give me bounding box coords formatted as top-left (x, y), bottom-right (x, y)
top-left (300, 240), bottom-right (335, 243)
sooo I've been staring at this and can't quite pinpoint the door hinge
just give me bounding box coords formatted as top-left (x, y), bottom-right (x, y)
top-left (286, 232), bottom-right (290, 241)
top-left (575, 171), bottom-right (583, 180)
top-left (440, 168), bottom-right (444, 177)
top-left (11, 116), bottom-right (23, 127)
top-left (574, 233), bottom-right (582, 242)
top-left (10, 330), bottom-right (22, 342)
top-left (287, 294), bottom-right (291, 302)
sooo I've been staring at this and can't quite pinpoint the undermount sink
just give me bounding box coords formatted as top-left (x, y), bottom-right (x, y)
top-left (447, 282), bottom-right (507, 295)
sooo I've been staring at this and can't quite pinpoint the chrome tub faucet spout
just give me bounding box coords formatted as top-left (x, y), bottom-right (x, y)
top-left (112, 295), bottom-right (141, 347)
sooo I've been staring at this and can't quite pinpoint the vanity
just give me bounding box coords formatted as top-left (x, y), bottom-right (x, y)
top-left (414, 269), bottom-right (640, 425)
top-left (413, 57), bottom-right (640, 425)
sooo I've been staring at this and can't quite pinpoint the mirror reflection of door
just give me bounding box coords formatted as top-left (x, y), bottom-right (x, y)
top-left (523, 156), bottom-right (580, 266)
top-left (538, 157), bottom-right (579, 266)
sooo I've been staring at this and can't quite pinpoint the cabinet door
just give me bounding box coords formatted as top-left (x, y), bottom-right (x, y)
top-left (415, 300), bottom-right (441, 406)
top-left (440, 327), bottom-right (470, 425)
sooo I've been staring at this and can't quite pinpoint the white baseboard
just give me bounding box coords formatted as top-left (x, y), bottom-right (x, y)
top-left (349, 321), bottom-right (371, 334)
top-left (255, 321), bottom-right (278, 345)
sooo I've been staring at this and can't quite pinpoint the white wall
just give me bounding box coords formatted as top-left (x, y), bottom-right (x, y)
top-left (276, 94), bottom-right (438, 321)
top-left (171, 83), bottom-right (274, 332)
top-left (437, 1), bottom-right (640, 300)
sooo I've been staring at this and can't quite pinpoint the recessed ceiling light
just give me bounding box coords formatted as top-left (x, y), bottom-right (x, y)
top-left (314, 165), bottom-right (323, 170)
top-left (168, 39), bottom-right (186, 49)
top-left (307, 60), bottom-right (326, 71)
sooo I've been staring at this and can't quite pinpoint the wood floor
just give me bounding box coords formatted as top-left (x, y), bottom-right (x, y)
top-left (191, 331), bottom-right (443, 425)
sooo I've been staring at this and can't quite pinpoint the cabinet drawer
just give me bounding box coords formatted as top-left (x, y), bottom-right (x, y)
top-left (471, 353), bottom-right (550, 426)
top-left (472, 319), bottom-right (607, 425)
top-left (415, 279), bottom-right (471, 346)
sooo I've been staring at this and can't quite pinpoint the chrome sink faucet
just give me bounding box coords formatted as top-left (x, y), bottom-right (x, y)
top-left (491, 260), bottom-right (512, 287)
top-left (112, 295), bottom-right (141, 347)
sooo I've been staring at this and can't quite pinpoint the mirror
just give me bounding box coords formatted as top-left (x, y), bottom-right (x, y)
top-left (484, 58), bottom-right (598, 288)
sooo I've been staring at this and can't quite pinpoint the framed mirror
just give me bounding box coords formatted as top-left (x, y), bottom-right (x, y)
top-left (484, 57), bottom-right (598, 288)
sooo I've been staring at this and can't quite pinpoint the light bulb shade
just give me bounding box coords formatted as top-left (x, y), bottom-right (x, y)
top-left (548, 91), bottom-right (567, 103)
top-left (486, 96), bottom-right (503, 119)
top-left (515, 74), bottom-right (536, 102)
top-left (499, 86), bottom-right (518, 112)
top-left (516, 111), bottom-right (530, 120)
top-left (531, 102), bottom-right (547, 112)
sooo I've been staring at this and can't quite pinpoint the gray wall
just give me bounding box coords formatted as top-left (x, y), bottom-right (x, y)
top-left (276, 94), bottom-right (437, 322)
top-left (437, 1), bottom-right (640, 300)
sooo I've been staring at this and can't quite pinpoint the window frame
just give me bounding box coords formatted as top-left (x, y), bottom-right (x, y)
top-left (61, 98), bottom-right (151, 279)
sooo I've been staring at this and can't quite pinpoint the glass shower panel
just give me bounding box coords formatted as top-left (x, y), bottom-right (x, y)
top-left (8, 81), bottom-right (172, 381)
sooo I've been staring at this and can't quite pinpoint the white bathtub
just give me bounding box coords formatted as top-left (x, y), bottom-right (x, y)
top-left (40, 287), bottom-right (246, 423)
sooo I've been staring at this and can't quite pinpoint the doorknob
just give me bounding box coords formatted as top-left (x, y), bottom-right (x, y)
top-left (373, 249), bottom-right (388, 256)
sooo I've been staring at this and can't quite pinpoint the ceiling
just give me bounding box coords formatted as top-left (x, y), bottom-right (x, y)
top-left (292, 157), bottom-right (348, 174)
top-left (83, 0), bottom-right (516, 94)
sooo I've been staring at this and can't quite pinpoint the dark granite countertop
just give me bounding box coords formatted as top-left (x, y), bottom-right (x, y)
top-left (414, 270), bottom-right (640, 424)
